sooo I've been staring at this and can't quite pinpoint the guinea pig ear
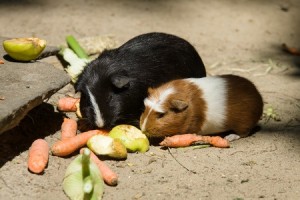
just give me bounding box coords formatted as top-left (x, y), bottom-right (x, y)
top-left (111, 75), bottom-right (131, 89)
top-left (170, 99), bottom-right (188, 112)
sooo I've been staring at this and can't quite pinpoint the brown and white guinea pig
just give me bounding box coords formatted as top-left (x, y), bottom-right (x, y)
top-left (140, 75), bottom-right (263, 141)
top-left (75, 32), bottom-right (206, 129)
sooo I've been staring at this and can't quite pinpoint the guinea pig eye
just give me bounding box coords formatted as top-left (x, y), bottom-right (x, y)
top-left (156, 112), bottom-right (165, 119)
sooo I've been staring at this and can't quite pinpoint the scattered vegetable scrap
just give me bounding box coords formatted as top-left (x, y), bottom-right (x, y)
top-left (262, 106), bottom-right (281, 122)
top-left (61, 118), bottom-right (78, 140)
top-left (60, 47), bottom-right (89, 83)
top-left (28, 139), bottom-right (49, 174)
top-left (80, 148), bottom-right (118, 186)
top-left (57, 97), bottom-right (80, 112)
top-left (282, 43), bottom-right (300, 56)
top-left (0, 59), bottom-right (4, 64)
top-left (109, 124), bottom-right (150, 153)
top-left (51, 130), bottom-right (106, 157)
top-left (26, 85), bottom-right (233, 200)
top-left (3, 37), bottom-right (46, 61)
top-left (63, 148), bottom-right (104, 200)
top-left (159, 134), bottom-right (230, 148)
top-left (87, 134), bottom-right (127, 159)
top-left (60, 35), bottom-right (91, 83)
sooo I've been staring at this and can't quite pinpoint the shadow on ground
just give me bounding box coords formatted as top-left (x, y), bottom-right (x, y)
top-left (0, 103), bottom-right (65, 168)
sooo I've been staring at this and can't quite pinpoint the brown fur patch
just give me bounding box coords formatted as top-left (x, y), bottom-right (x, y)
top-left (222, 75), bottom-right (263, 137)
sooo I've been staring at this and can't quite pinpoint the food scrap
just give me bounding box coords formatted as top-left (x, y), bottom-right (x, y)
top-left (3, 37), bottom-right (46, 61)
top-left (262, 106), bottom-right (281, 122)
top-left (63, 148), bottom-right (104, 200)
top-left (87, 134), bottom-right (127, 159)
top-left (27, 139), bottom-right (49, 174)
top-left (80, 148), bottom-right (119, 186)
top-left (109, 124), bottom-right (150, 153)
top-left (61, 118), bottom-right (78, 140)
top-left (51, 130), bottom-right (103, 157)
top-left (57, 97), bottom-right (80, 112)
top-left (282, 43), bottom-right (300, 56)
top-left (159, 134), bottom-right (230, 148)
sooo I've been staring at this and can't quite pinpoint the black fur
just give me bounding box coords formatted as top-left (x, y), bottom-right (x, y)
top-left (75, 32), bottom-right (206, 129)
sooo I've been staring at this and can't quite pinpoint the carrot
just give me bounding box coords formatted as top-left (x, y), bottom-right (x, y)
top-left (0, 59), bottom-right (4, 64)
top-left (159, 134), bottom-right (230, 148)
top-left (61, 118), bottom-right (77, 140)
top-left (51, 130), bottom-right (108, 157)
top-left (282, 43), bottom-right (300, 56)
top-left (57, 97), bottom-right (80, 112)
top-left (28, 139), bottom-right (49, 174)
top-left (80, 148), bottom-right (118, 186)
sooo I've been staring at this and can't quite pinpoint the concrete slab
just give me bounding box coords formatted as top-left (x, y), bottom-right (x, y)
top-left (0, 37), bottom-right (70, 134)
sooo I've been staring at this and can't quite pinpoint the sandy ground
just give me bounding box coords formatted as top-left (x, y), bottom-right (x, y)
top-left (0, 0), bottom-right (300, 199)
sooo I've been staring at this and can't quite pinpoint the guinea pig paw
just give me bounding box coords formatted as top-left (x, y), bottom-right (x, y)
top-left (224, 134), bottom-right (240, 142)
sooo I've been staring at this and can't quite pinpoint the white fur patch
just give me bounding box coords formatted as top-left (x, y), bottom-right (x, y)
top-left (187, 77), bottom-right (227, 134)
top-left (145, 87), bottom-right (175, 113)
top-left (86, 86), bottom-right (105, 127)
top-left (141, 86), bottom-right (175, 131)
top-left (140, 106), bottom-right (152, 132)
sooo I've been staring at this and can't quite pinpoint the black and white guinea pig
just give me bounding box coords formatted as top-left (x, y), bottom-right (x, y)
top-left (75, 32), bottom-right (206, 129)
top-left (140, 75), bottom-right (263, 141)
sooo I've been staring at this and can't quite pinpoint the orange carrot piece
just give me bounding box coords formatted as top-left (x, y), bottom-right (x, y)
top-left (28, 139), bottom-right (49, 174)
top-left (199, 135), bottom-right (230, 148)
top-left (159, 134), bottom-right (200, 147)
top-left (52, 130), bottom-right (98, 157)
top-left (282, 43), bottom-right (300, 56)
top-left (159, 134), bottom-right (230, 148)
top-left (61, 118), bottom-right (77, 140)
top-left (80, 148), bottom-right (118, 186)
top-left (57, 97), bottom-right (80, 112)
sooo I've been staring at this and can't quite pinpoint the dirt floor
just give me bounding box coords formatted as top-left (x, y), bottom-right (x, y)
top-left (0, 0), bottom-right (300, 199)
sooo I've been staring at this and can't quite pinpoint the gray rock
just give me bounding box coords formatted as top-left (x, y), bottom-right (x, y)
top-left (0, 37), bottom-right (70, 134)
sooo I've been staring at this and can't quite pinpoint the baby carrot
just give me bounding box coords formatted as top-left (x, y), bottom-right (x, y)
top-left (61, 118), bottom-right (77, 140)
top-left (28, 139), bottom-right (49, 174)
top-left (159, 134), bottom-right (200, 147)
top-left (159, 134), bottom-right (230, 148)
top-left (80, 148), bottom-right (118, 186)
top-left (199, 135), bottom-right (230, 148)
top-left (52, 130), bottom-right (109, 157)
top-left (57, 97), bottom-right (80, 112)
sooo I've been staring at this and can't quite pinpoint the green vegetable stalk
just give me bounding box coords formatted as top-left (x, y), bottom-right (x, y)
top-left (66, 35), bottom-right (89, 59)
top-left (60, 35), bottom-right (91, 83)
top-left (63, 148), bottom-right (104, 200)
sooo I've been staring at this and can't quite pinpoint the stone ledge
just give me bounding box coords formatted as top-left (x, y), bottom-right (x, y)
top-left (0, 37), bottom-right (70, 134)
